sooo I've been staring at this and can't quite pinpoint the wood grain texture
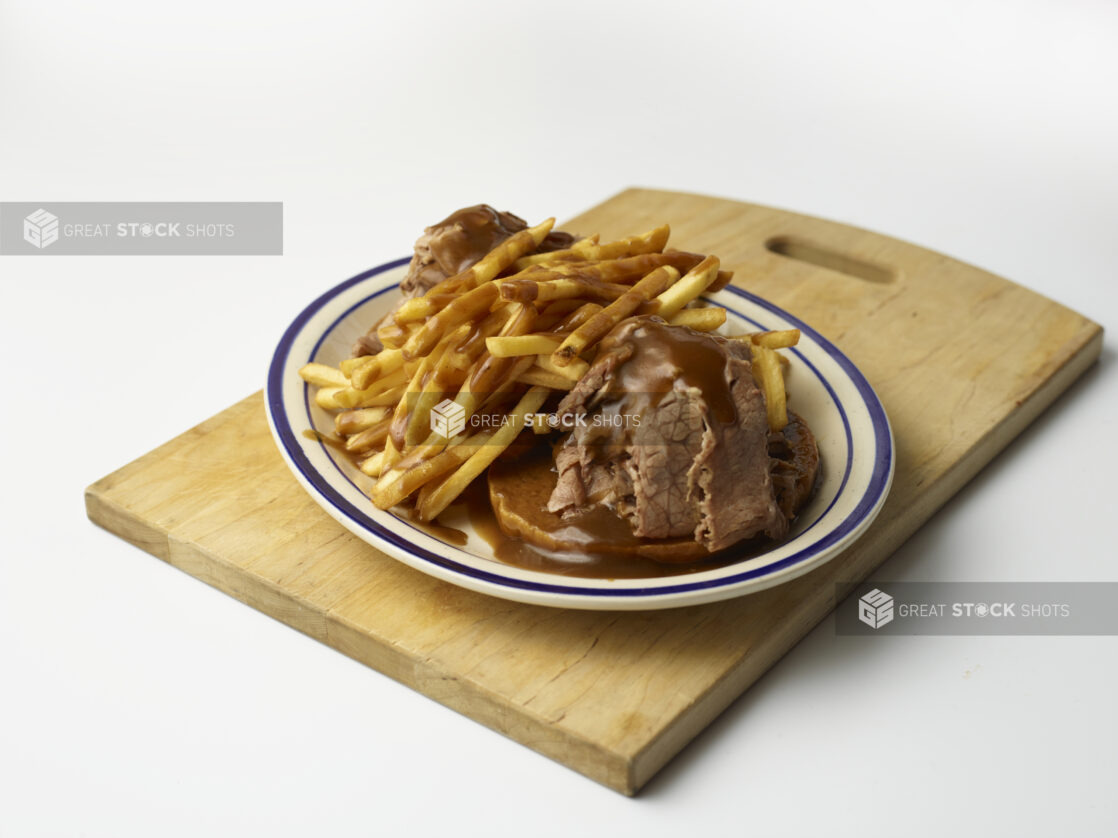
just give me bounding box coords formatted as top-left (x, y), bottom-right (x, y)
top-left (86, 188), bottom-right (1102, 794)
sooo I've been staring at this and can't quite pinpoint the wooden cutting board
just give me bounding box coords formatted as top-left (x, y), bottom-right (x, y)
top-left (85, 188), bottom-right (1102, 795)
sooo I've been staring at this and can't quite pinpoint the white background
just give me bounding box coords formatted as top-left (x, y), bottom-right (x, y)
top-left (2, 0), bottom-right (1116, 835)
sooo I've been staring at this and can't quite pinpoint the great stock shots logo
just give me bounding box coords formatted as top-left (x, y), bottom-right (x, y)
top-left (426, 398), bottom-right (643, 440)
top-left (837, 582), bottom-right (1118, 635)
top-left (858, 588), bottom-right (895, 629)
top-left (1, 202), bottom-right (282, 254)
top-left (430, 399), bottom-right (467, 438)
top-left (23, 208), bottom-right (59, 249)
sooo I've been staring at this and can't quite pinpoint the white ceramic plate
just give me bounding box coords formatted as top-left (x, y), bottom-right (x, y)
top-left (266, 259), bottom-right (894, 610)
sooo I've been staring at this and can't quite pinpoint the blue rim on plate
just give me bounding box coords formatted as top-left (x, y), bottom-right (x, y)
top-left (266, 258), bottom-right (894, 609)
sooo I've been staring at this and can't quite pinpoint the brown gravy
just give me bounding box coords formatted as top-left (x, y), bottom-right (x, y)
top-left (405, 509), bottom-right (469, 547)
top-left (602, 318), bottom-right (739, 425)
top-left (468, 442), bottom-right (771, 579)
top-left (302, 428), bottom-right (348, 453)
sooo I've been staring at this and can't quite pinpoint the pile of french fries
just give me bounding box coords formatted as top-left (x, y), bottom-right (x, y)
top-left (299, 216), bottom-right (800, 522)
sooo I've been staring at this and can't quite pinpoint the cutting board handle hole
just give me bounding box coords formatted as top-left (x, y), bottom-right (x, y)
top-left (765, 236), bottom-right (895, 283)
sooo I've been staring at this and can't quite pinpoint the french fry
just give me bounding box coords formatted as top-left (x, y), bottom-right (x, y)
top-left (534, 352), bottom-right (588, 382)
top-left (471, 355), bottom-right (537, 416)
top-left (532, 298), bottom-right (585, 330)
top-left (650, 255), bottom-right (720, 319)
top-left (512, 234), bottom-right (600, 268)
top-left (339, 355), bottom-right (374, 379)
top-left (708, 269), bottom-right (734, 292)
top-left (333, 365), bottom-right (409, 409)
top-left (372, 431), bottom-right (494, 509)
top-left (299, 363), bottom-right (349, 389)
top-left (335, 407), bottom-right (389, 436)
top-left (349, 384), bottom-right (406, 408)
top-left (751, 344), bottom-right (787, 431)
top-left (427, 323), bottom-right (474, 387)
top-left (510, 300), bottom-right (600, 336)
top-left (359, 449), bottom-right (386, 477)
top-left (594, 224), bottom-right (670, 260)
top-left (539, 297), bottom-right (585, 316)
top-left (472, 219), bottom-right (555, 282)
top-left (516, 224), bottom-right (670, 267)
top-left (447, 306), bottom-right (513, 370)
top-left (377, 321), bottom-right (412, 349)
top-left (393, 293), bottom-right (459, 326)
top-left (495, 300), bottom-right (537, 340)
top-left (405, 324), bottom-right (472, 447)
top-left (344, 418), bottom-right (391, 455)
top-left (539, 250), bottom-right (700, 286)
top-left (417, 386), bottom-right (550, 521)
top-left (414, 471), bottom-right (445, 513)
top-left (392, 297), bottom-right (437, 324)
top-left (387, 352), bottom-right (435, 451)
top-left (485, 334), bottom-right (563, 358)
top-left (402, 281), bottom-right (499, 360)
top-left (750, 329), bottom-right (801, 349)
top-left (518, 367), bottom-right (576, 390)
top-left (417, 274), bottom-right (471, 300)
top-left (557, 302), bottom-right (602, 331)
top-left (669, 307), bottom-right (726, 331)
top-left (552, 265), bottom-right (679, 365)
top-left (314, 387), bottom-right (345, 410)
top-left (499, 277), bottom-right (629, 304)
top-left (379, 435), bottom-right (401, 479)
top-left (464, 304), bottom-right (537, 395)
top-left (411, 341), bottom-right (537, 456)
top-left (349, 347), bottom-right (405, 390)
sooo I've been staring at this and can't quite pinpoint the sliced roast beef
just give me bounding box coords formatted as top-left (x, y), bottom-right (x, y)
top-left (547, 316), bottom-right (789, 552)
top-left (769, 411), bottom-right (820, 520)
